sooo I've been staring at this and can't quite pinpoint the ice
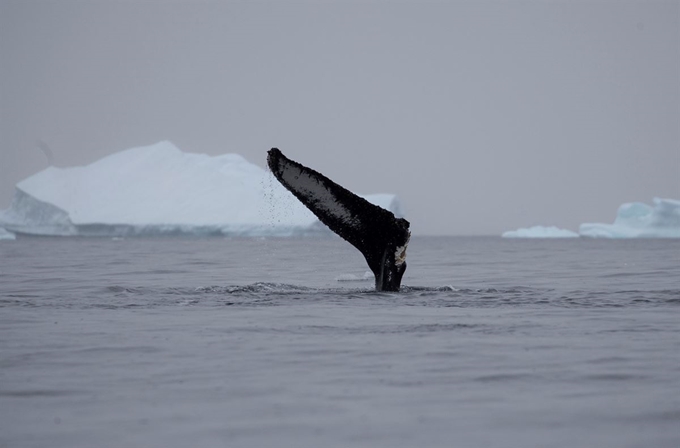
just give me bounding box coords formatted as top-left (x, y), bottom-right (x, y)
top-left (503, 198), bottom-right (680, 239)
top-left (0, 189), bottom-right (77, 236)
top-left (0, 227), bottom-right (16, 240)
top-left (580, 198), bottom-right (680, 238)
top-left (0, 141), bottom-right (405, 237)
top-left (502, 225), bottom-right (579, 238)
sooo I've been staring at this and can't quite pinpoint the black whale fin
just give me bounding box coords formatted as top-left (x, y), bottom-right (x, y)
top-left (267, 148), bottom-right (410, 291)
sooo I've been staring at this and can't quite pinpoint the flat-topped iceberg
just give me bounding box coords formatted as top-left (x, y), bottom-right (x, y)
top-left (579, 198), bottom-right (680, 238)
top-left (0, 141), bottom-right (405, 237)
top-left (502, 226), bottom-right (579, 238)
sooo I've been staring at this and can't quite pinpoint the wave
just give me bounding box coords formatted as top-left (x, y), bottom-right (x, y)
top-left (3, 283), bottom-right (678, 310)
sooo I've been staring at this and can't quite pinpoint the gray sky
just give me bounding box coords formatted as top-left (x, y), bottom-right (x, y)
top-left (1, 1), bottom-right (678, 235)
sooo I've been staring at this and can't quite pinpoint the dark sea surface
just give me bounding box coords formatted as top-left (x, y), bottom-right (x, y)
top-left (1, 236), bottom-right (679, 448)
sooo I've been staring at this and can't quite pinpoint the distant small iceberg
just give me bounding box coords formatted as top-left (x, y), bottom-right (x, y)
top-left (580, 198), bottom-right (680, 238)
top-left (502, 226), bottom-right (579, 239)
top-left (502, 198), bottom-right (680, 239)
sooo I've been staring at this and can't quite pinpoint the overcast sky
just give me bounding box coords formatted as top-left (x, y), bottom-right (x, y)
top-left (1, 1), bottom-right (678, 235)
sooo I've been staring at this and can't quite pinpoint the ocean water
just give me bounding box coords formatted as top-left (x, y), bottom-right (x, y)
top-left (1, 236), bottom-right (679, 448)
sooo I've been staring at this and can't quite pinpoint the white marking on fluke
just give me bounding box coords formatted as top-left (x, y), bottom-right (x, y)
top-left (394, 233), bottom-right (410, 266)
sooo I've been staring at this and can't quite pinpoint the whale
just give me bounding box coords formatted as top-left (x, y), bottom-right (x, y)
top-left (267, 148), bottom-right (410, 292)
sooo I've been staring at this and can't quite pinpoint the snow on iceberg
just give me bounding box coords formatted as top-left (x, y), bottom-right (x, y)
top-left (579, 198), bottom-right (680, 238)
top-left (0, 141), bottom-right (405, 237)
top-left (502, 226), bottom-right (579, 238)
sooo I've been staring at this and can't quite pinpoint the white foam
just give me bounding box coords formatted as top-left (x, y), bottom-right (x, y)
top-left (335, 271), bottom-right (374, 282)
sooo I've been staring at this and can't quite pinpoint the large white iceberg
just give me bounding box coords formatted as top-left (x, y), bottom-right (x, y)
top-left (579, 198), bottom-right (680, 238)
top-left (0, 141), bottom-right (405, 237)
top-left (502, 226), bottom-right (579, 238)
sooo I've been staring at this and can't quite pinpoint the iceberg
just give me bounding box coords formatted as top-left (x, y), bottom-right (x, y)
top-left (502, 226), bottom-right (579, 238)
top-left (0, 141), bottom-right (405, 237)
top-left (0, 227), bottom-right (16, 240)
top-left (579, 198), bottom-right (680, 238)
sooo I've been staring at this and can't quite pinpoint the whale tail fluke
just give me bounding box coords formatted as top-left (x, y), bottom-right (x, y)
top-left (267, 148), bottom-right (410, 291)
